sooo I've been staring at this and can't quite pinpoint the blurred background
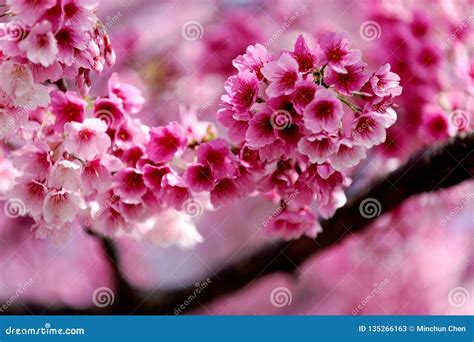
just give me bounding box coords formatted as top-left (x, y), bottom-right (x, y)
top-left (0, 0), bottom-right (473, 314)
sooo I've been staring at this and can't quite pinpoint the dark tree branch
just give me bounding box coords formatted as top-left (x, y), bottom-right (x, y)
top-left (145, 132), bottom-right (474, 314)
top-left (88, 231), bottom-right (142, 310)
top-left (54, 78), bottom-right (68, 93)
top-left (4, 133), bottom-right (474, 315)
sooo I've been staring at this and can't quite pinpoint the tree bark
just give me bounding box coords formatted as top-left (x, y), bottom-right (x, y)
top-left (4, 133), bottom-right (474, 315)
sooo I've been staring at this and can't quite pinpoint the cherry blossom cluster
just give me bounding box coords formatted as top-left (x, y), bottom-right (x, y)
top-left (217, 32), bottom-right (402, 239)
top-left (5, 72), bottom-right (206, 246)
top-left (0, 0), bottom-right (114, 116)
top-left (1, 25), bottom-right (402, 245)
top-left (366, 5), bottom-right (473, 158)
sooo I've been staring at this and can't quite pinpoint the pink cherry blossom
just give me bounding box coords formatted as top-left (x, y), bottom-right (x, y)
top-left (210, 178), bottom-right (240, 208)
top-left (6, 0), bottom-right (56, 25)
top-left (318, 31), bottom-right (362, 73)
top-left (421, 108), bottom-right (453, 142)
top-left (370, 63), bottom-right (403, 97)
top-left (292, 34), bottom-right (317, 73)
top-left (82, 158), bottom-right (113, 195)
top-left (114, 168), bottom-right (147, 204)
top-left (222, 70), bottom-right (259, 115)
top-left (43, 189), bottom-right (84, 224)
top-left (19, 21), bottom-right (58, 67)
top-left (233, 43), bottom-right (272, 80)
top-left (10, 178), bottom-right (47, 218)
top-left (62, 0), bottom-right (95, 29)
top-left (265, 209), bottom-right (322, 240)
top-left (146, 122), bottom-right (188, 164)
top-left (303, 88), bottom-right (343, 133)
top-left (108, 73), bottom-right (145, 115)
top-left (55, 25), bottom-right (88, 65)
top-left (48, 159), bottom-right (82, 191)
top-left (93, 97), bottom-right (126, 129)
top-left (12, 143), bottom-right (52, 179)
top-left (325, 61), bottom-right (369, 95)
top-left (0, 62), bottom-right (33, 97)
top-left (330, 139), bottom-right (367, 171)
top-left (261, 53), bottom-right (301, 97)
top-left (292, 80), bottom-right (317, 114)
top-left (298, 133), bottom-right (338, 163)
top-left (352, 113), bottom-right (387, 148)
top-left (63, 118), bottom-right (111, 160)
top-left (184, 164), bottom-right (215, 192)
top-left (246, 109), bottom-right (277, 148)
top-left (51, 90), bottom-right (87, 131)
top-left (196, 138), bottom-right (236, 179)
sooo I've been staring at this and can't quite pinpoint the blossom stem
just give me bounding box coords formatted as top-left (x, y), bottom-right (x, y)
top-left (337, 95), bottom-right (362, 112)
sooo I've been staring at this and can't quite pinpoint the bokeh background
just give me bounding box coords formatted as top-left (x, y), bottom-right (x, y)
top-left (0, 0), bottom-right (473, 314)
